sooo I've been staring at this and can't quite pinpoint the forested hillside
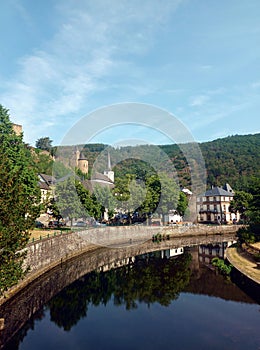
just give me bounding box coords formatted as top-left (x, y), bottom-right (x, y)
top-left (200, 134), bottom-right (260, 189)
top-left (160, 133), bottom-right (260, 189)
top-left (44, 133), bottom-right (259, 191)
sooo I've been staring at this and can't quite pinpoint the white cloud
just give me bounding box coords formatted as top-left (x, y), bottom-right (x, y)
top-left (190, 95), bottom-right (210, 107)
top-left (1, 0), bottom-right (183, 144)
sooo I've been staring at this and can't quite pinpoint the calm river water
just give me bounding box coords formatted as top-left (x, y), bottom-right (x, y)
top-left (1, 241), bottom-right (260, 350)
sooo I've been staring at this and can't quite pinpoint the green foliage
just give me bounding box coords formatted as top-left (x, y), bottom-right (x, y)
top-left (54, 177), bottom-right (85, 224)
top-left (35, 137), bottom-right (53, 152)
top-left (113, 167), bottom-right (179, 218)
top-left (236, 227), bottom-right (256, 244)
top-left (211, 257), bottom-right (232, 276)
top-left (245, 177), bottom-right (260, 235)
top-left (253, 253), bottom-right (260, 263)
top-left (32, 152), bottom-right (54, 175)
top-left (75, 181), bottom-right (103, 219)
top-left (93, 185), bottom-right (116, 219)
top-left (230, 191), bottom-right (253, 222)
top-left (40, 134), bottom-right (260, 224)
top-left (200, 134), bottom-right (260, 188)
top-left (54, 133), bottom-right (260, 193)
top-left (52, 161), bottom-right (70, 179)
top-left (233, 177), bottom-right (260, 239)
top-left (177, 191), bottom-right (189, 217)
top-left (47, 252), bottom-right (192, 330)
top-left (0, 105), bottom-right (41, 294)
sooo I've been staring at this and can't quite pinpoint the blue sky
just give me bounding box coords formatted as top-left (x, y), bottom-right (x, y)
top-left (0, 0), bottom-right (259, 146)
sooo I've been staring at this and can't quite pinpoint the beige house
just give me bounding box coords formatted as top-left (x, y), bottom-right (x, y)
top-left (197, 184), bottom-right (240, 224)
top-left (38, 173), bottom-right (55, 203)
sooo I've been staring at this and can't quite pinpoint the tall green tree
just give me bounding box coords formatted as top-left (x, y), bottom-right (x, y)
top-left (75, 181), bottom-right (102, 220)
top-left (35, 137), bottom-right (53, 152)
top-left (0, 105), bottom-right (41, 294)
top-left (230, 191), bottom-right (253, 222)
top-left (156, 172), bottom-right (179, 218)
top-left (94, 185), bottom-right (116, 219)
top-left (245, 177), bottom-right (260, 235)
top-left (177, 191), bottom-right (189, 217)
top-left (54, 177), bottom-right (84, 225)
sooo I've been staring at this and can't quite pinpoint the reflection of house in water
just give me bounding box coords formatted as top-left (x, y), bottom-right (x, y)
top-left (139, 248), bottom-right (184, 261)
top-left (98, 256), bottom-right (135, 272)
top-left (198, 241), bottom-right (236, 264)
top-left (161, 248), bottom-right (184, 259)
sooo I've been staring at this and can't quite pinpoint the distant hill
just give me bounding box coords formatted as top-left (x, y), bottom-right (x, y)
top-left (53, 133), bottom-right (260, 191)
top-left (199, 134), bottom-right (260, 189)
top-left (160, 133), bottom-right (260, 189)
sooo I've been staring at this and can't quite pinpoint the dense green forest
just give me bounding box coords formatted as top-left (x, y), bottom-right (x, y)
top-left (50, 133), bottom-right (260, 191)
top-left (199, 134), bottom-right (260, 190)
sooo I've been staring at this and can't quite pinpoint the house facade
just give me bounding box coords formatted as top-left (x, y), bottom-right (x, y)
top-left (197, 184), bottom-right (240, 224)
top-left (38, 173), bottom-right (55, 203)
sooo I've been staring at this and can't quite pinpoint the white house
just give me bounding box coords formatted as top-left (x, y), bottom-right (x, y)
top-left (197, 183), bottom-right (240, 224)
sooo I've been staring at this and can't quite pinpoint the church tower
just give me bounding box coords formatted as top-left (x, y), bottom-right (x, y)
top-left (104, 152), bottom-right (114, 183)
top-left (77, 151), bottom-right (88, 174)
top-left (74, 147), bottom-right (88, 174)
top-left (75, 147), bottom-right (80, 167)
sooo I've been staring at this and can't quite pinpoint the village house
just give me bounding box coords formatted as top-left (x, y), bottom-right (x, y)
top-left (197, 183), bottom-right (240, 224)
top-left (38, 173), bottom-right (55, 203)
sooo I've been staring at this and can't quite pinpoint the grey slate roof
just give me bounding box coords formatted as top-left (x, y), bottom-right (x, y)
top-left (78, 151), bottom-right (87, 160)
top-left (199, 187), bottom-right (234, 197)
top-left (38, 173), bottom-right (55, 185)
top-left (38, 181), bottom-right (50, 190)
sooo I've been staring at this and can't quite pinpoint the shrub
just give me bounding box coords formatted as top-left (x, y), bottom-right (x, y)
top-left (211, 257), bottom-right (232, 276)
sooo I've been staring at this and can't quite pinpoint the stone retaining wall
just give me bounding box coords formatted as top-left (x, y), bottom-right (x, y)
top-left (24, 225), bottom-right (239, 275)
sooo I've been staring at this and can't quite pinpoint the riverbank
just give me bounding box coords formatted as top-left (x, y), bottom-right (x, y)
top-left (0, 225), bottom-right (240, 306)
top-left (226, 246), bottom-right (260, 285)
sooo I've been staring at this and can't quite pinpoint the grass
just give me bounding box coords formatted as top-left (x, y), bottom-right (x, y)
top-left (29, 228), bottom-right (71, 241)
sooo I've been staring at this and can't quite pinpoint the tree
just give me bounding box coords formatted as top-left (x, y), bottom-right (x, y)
top-left (75, 181), bottom-right (103, 220)
top-left (54, 177), bottom-right (85, 225)
top-left (35, 137), bottom-right (53, 152)
top-left (177, 191), bottom-right (189, 217)
top-left (230, 191), bottom-right (253, 223)
top-left (93, 185), bottom-right (116, 219)
top-left (33, 152), bottom-right (54, 175)
top-left (155, 172), bottom-right (179, 218)
top-left (0, 105), bottom-right (41, 294)
top-left (245, 177), bottom-right (260, 235)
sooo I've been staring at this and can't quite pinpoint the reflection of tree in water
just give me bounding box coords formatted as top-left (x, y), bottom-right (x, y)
top-left (48, 251), bottom-right (192, 331)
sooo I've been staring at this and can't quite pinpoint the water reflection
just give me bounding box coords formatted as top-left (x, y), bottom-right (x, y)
top-left (47, 251), bottom-right (191, 332)
top-left (1, 238), bottom-right (259, 350)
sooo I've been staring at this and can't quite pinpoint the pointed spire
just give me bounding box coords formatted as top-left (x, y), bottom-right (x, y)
top-left (107, 152), bottom-right (111, 170)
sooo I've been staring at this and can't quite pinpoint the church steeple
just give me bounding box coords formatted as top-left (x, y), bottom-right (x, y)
top-left (104, 152), bottom-right (114, 183)
top-left (107, 152), bottom-right (111, 170)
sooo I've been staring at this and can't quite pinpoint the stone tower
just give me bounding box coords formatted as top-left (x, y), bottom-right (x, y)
top-left (77, 151), bottom-right (88, 174)
top-left (12, 123), bottom-right (22, 136)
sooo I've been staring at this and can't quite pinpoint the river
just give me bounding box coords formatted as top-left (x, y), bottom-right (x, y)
top-left (0, 237), bottom-right (259, 350)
